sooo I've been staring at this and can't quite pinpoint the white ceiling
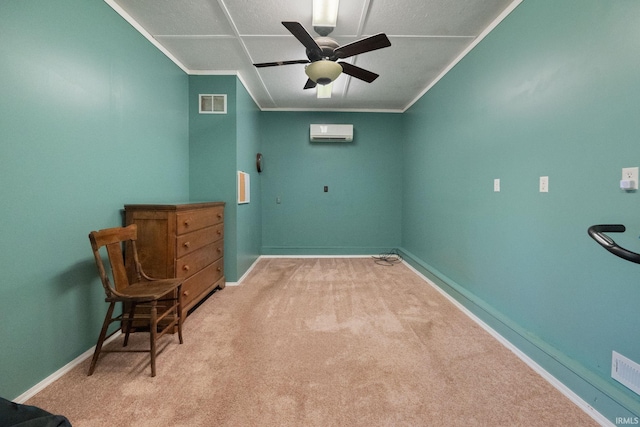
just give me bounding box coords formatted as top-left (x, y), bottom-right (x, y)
top-left (106, 0), bottom-right (520, 112)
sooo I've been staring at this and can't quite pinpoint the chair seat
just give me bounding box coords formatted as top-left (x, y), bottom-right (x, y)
top-left (111, 278), bottom-right (182, 301)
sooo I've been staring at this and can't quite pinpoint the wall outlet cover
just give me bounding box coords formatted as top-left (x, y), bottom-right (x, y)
top-left (621, 167), bottom-right (639, 190)
top-left (539, 176), bottom-right (549, 193)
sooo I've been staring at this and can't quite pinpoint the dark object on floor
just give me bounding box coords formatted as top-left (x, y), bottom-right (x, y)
top-left (0, 397), bottom-right (71, 426)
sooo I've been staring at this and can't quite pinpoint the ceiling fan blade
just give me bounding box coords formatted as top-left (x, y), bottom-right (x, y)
top-left (334, 33), bottom-right (391, 59)
top-left (339, 62), bottom-right (379, 83)
top-left (303, 79), bottom-right (317, 90)
top-left (282, 22), bottom-right (323, 55)
top-left (253, 59), bottom-right (310, 68)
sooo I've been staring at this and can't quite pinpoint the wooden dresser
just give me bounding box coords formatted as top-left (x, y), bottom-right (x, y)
top-left (124, 202), bottom-right (225, 321)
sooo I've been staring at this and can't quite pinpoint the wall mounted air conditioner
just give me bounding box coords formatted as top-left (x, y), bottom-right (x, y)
top-left (310, 124), bottom-right (353, 142)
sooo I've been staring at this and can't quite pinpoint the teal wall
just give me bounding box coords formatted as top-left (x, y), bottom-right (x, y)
top-left (189, 75), bottom-right (238, 281)
top-left (235, 83), bottom-right (262, 276)
top-left (0, 0), bottom-right (189, 399)
top-left (401, 0), bottom-right (640, 421)
top-left (260, 112), bottom-right (403, 255)
top-left (189, 75), bottom-right (262, 281)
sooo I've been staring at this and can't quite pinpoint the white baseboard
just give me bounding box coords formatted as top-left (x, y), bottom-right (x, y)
top-left (232, 256), bottom-right (263, 285)
top-left (14, 332), bottom-right (122, 404)
top-left (401, 260), bottom-right (612, 427)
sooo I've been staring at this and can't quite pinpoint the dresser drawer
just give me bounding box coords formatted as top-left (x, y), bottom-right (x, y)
top-left (176, 223), bottom-right (223, 258)
top-left (176, 206), bottom-right (224, 235)
top-left (181, 258), bottom-right (224, 308)
top-left (176, 242), bottom-right (223, 279)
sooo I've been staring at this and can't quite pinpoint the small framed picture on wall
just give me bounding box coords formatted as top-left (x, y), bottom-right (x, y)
top-left (237, 171), bottom-right (250, 204)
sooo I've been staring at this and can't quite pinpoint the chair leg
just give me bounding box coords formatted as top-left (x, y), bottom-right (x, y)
top-left (88, 302), bottom-right (116, 376)
top-left (149, 300), bottom-right (157, 377)
top-left (177, 286), bottom-right (184, 345)
top-left (123, 302), bottom-right (137, 347)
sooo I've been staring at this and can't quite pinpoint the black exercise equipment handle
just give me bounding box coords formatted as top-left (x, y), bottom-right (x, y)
top-left (588, 224), bottom-right (640, 264)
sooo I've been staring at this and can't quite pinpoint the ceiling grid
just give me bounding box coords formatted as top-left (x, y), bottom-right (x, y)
top-left (106, 0), bottom-right (521, 112)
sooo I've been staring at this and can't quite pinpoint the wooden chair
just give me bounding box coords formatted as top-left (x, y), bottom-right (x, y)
top-left (88, 224), bottom-right (184, 376)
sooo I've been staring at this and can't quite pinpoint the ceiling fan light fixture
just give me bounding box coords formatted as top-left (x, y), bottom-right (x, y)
top-left (305, 60), bottom-right (342, 85)
top-left (317, 82), bottom-right (333, 98)
top-left (312, 0), bottom-right (339, 28)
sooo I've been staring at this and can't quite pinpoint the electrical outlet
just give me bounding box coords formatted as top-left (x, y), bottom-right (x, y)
top-left (621, 167), bottom-right (639, 190)
top-left (539, 176), bottom-right (549, 193)
top-left (493, 179), bottom-right (500, 192)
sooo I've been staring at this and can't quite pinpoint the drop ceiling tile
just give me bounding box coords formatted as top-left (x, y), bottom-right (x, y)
top-left (242, 36), bottom-right (310, 65)
top-left (321, 0), bottom-right (369, 37)
top-left (364, 0), bottom-right (514, 36)
top-left (223, 0), bottom-right (369, 36)
top-left (156, 36), bottom-right (247, 71)
top-left (114, 0), bottom-right (234, 35)
top-left (223, 0), bottom-right (312, 35)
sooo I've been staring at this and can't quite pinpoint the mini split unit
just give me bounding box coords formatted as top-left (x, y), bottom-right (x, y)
top-left (310, 124), bottom-right (353, 142)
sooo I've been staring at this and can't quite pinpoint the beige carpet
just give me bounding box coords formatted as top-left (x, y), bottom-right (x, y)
top-left (27, 258), bottom-right (600, 426)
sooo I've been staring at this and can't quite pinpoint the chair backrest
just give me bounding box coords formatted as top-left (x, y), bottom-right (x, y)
top-left (89, 224), bottom-right (141, 298)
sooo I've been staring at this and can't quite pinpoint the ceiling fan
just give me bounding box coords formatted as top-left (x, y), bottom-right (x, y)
top-left (253, 21), bottom-right (391, 90)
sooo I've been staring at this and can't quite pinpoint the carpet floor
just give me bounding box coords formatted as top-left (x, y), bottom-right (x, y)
top-left (26, 257), bottom-right (600, 426)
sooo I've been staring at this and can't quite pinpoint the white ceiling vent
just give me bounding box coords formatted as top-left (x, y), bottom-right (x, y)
top-left (199, 94), bottom-right (227, 114)
top-left (310, 124), bottom-right (353, 142)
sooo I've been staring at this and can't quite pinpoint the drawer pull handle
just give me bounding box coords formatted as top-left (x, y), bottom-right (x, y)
top-left (183, 241), bottom-right (190, 248)
top-left (183, 219), bottom-right (191, 227)
top-left (217, 247), bottom-right (222, 253)
top-left (217, 230), bottom-right (222, 235)
top-left (182, 265), bottom-right (190, 271)
top-left (217, 267), bottom-right (222, 272)
top-left (183, 290), bottom-right (189, 297)
top-left (217, 213), bottom-right (222, 219)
